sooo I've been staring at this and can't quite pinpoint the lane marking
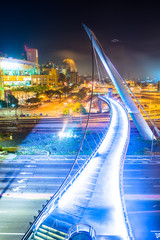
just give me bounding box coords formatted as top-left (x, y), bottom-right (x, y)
top-left (0, 233), bottom-right (24, 235)
top-left (0, 176), bottom-right (65, 179)
top-left (12, 185), bottom-right (26, 192)
top-left (125, 194), bottom-right (160, 200)
top-left (0, 192), bottom-right (52, 199)
top-left (123, 169), bottom-right (141, 171)
top-left (128, 210), bottom-right (160, 213)
top-left (124, 177), bottom-right (160, 180)
top-left (20, 172), bottom-right (32, 175)
top-left (17, 179), bottom-right (28, 183)
top-left (24, 165), bottom-right (37, 168)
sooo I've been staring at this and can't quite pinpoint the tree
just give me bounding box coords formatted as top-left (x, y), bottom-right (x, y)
top-left (0, 100), bottom-right (7, 108)
top-left (26, 97), bottom-right (41, 104)
top-left (58, 73), bottom-right (66, 83)
top-left (62, 107), bottom-right (69, 115)
top-left (76, 88), bottom-right (88, 100)
top-left (73, 102), bottom-right (86, 114)
top-left (61, 86), bottom-right (70, 98)
top-left (44, 90), bottom-right (55, 98)
top-left (32, 85), bottom-right (49, 97)
top-left (53, 90), bottom-right (62, 102)
top-left (8, 94), bottom-right (18, 107)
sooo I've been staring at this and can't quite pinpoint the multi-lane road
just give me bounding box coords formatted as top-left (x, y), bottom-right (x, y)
top-left (0, 155), bottom-right (87, 240)
top-left (0, 114), bottom-right (109, 240)
top-left (124, 155), bottom-right (160, 240)
top-left (0, 115), bottom-right (160, 240)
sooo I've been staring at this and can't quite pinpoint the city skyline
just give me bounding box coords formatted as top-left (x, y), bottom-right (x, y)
top-left (1, 2), bottom-right (160, 77)
top-left (0, 3), bottom-right (160, 239)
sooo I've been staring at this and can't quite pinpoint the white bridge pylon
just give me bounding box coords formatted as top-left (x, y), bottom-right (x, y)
top-left (83, 24), bottom-right (155, 141)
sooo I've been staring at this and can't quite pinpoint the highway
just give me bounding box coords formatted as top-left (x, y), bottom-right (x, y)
top-left (0, 113), bottom-right (110, 132)
top-left (124, 155), bottom-right (160, 240)
top-left (0, 113), bottom-right (109, 240)
top-left (0, 155), bottom-right (87, 240)
top-left (24, 96), bottom-right (131, 240)
top-left (0, 108), bottom-right (160, 239)
top-left (1, 155), bottom-right (159, 240)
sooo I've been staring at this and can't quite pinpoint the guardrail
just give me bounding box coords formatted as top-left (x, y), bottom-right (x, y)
top-left (65, 223), bottom-right (96, 240)
top-left (99, 96), bottom-right (135, 240)
top-left (116, 100), bottom-right (135, 240)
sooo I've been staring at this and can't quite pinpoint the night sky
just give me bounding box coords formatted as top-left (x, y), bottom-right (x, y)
top-left (1, 1), bottom-right (160, 77)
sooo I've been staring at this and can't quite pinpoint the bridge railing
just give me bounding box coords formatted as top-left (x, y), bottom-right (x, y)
top-left (99, 96), bottom-right (135, 240)
top-left (117, 101), bottom-right (135, 240)
top-left (21, 98), bottom-right (112, 240)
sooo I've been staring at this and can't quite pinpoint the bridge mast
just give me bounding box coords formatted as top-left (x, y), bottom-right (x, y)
top-left (83, 24), bottom-right (155, 140)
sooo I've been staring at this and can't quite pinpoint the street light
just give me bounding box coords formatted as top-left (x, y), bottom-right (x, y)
top-left (80, 106), bottom-right (82, 125)
top-left (68, 99), bottom-right (72, 120)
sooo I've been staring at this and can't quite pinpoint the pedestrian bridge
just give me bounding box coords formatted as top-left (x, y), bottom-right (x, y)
top-left (22, 96), bottom-right (134, 240)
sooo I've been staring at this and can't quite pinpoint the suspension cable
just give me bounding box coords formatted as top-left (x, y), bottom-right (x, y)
top-left (93, 30), bottom-right (160, 137)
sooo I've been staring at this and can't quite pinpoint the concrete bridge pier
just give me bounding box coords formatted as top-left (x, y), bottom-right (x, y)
top-left (98, 99), bottom-right (102, 113)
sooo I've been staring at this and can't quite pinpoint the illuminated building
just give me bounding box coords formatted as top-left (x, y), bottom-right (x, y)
top-left (33, 62), bottom-right (60, 87)
top-left (0, 51), bottom-right (39, 88)
top-left (1, 57), bottom-right (38, 76)
top-left (0, 50), bottom-right (78, 91)
top-left (31, 68), bottom-right (58, 87)
top-left (158, 81), bottom-right (160, 91)
top-left (24, 45), bottom-right (38, 66)
top-left (3, 75), bottom-right (32, 86)
top-left (62, 59), bottom-right (78, 85)
top-left (0, 45), bottom-right (39, 88)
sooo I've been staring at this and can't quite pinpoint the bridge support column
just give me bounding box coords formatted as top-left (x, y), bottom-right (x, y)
top-left (98, 99), bottom-right (102, 113)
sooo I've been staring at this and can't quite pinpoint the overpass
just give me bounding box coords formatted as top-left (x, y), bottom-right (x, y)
top-left (22, 96), bottom-right (133, 240)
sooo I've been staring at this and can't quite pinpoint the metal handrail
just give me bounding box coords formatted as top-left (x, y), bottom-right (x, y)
top-left (117, 101), bottom-right (135, 240)
top-left (21, 98), bottom-right (112, 240)
top-left (100, 97), bottom-right (135, 240)
top-left (22, 96), bottom-right (133, 240)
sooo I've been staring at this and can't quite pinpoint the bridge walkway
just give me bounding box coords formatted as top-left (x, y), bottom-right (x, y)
top-left (29, 97), bottom-right (131, 240)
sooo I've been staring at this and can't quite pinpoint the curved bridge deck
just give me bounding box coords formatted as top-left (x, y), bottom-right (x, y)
top-left (26, 97), bottom-right (131, 240)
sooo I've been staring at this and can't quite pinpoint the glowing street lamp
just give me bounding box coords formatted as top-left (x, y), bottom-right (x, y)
top-left (68, 99), bottom-right (72, 118)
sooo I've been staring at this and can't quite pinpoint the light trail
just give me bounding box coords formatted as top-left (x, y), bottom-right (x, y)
top-left (125, 194), bottom-right (160, 200)
top-left (0, 233), bottom-right (25, 235)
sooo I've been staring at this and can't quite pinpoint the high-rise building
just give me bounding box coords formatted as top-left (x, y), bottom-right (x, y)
top-left (24, 45), bottom-right (38, 66)
top-left (31, 68), bottom-right (58, 87)
top-left (0, 56), bottom-right (39, 87)
top-left (62, 59), bottom-right (78, 85)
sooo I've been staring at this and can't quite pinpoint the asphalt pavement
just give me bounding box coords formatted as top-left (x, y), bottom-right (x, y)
top-left (0, 155), bottom-right (86, 240)
top-left (124, 156), bottom-right (160, 240)
top-left (0, 115), bottom-right (160, 240)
